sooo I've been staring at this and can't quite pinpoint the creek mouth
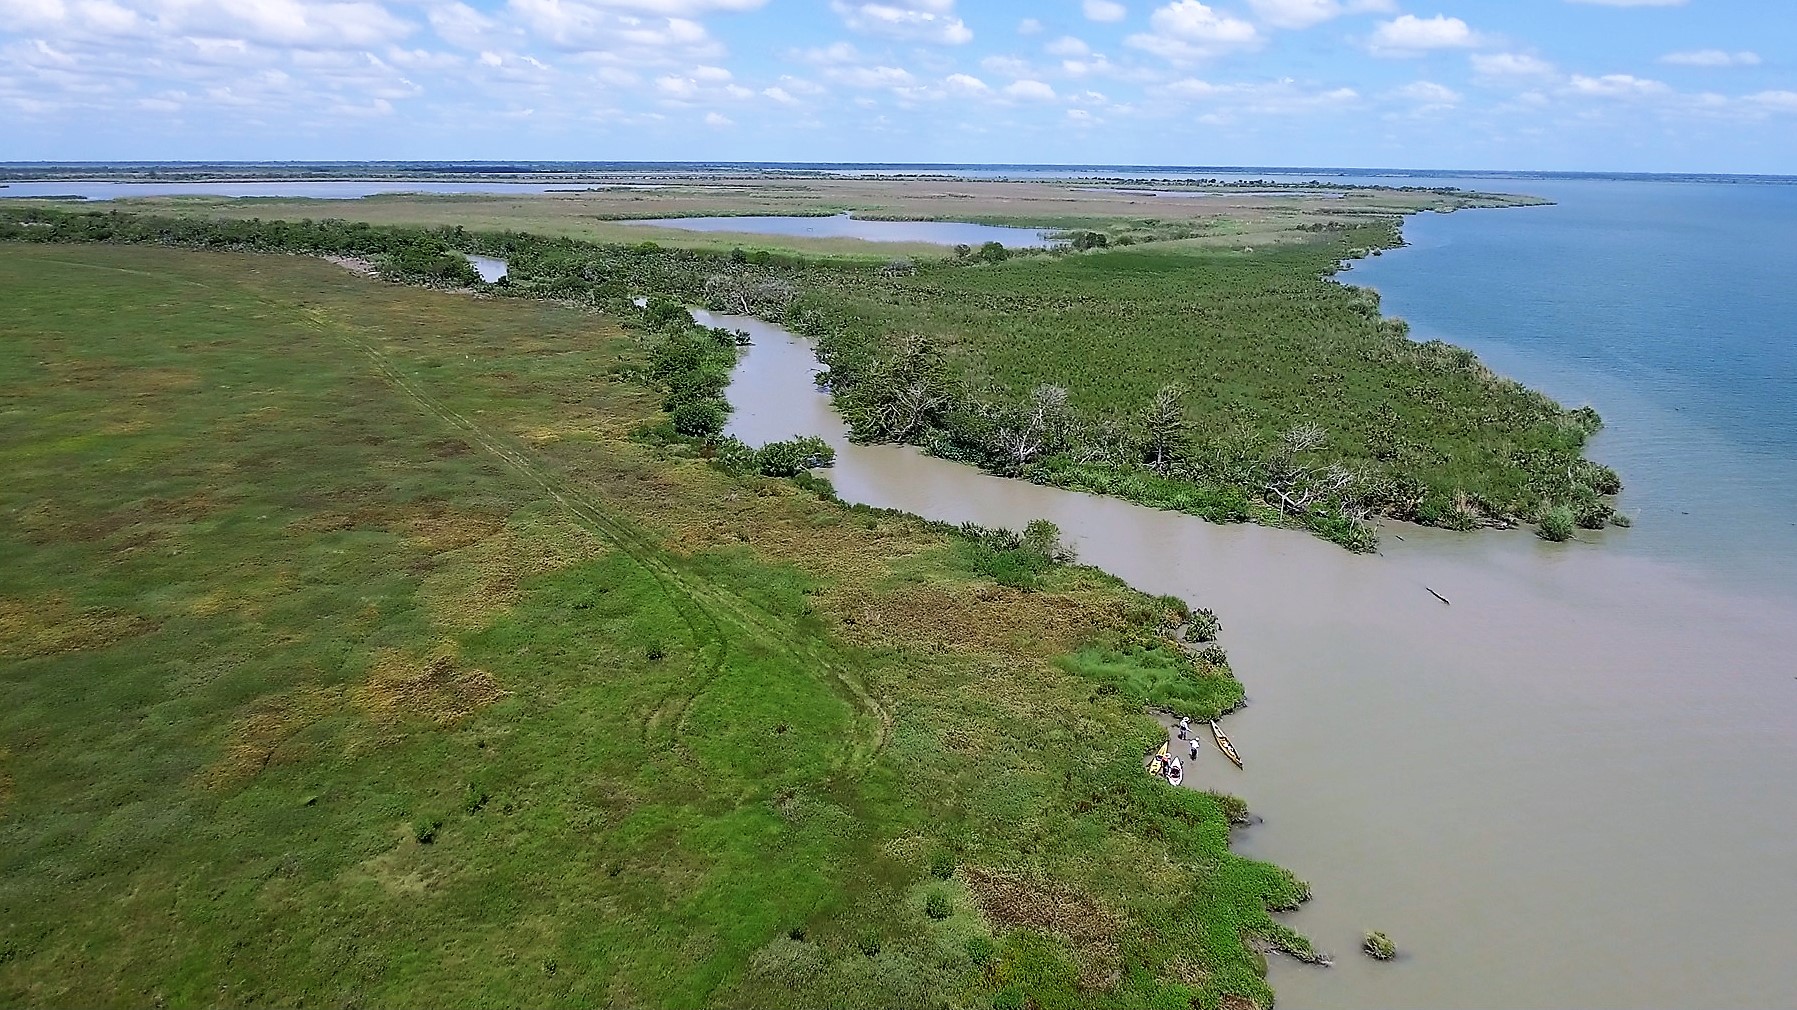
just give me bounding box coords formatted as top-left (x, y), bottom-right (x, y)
top-left (705, 307), bottom-right (1797, 1009)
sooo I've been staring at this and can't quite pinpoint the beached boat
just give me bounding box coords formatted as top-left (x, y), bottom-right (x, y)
top-left (1210, 720), bottom-right (1243, 768)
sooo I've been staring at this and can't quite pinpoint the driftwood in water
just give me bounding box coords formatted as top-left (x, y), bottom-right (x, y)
top-left (1426, 587), bottom-right (1451, 606)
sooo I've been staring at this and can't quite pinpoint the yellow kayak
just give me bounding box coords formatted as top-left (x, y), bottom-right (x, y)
top-left (1210, 720), bottom-right (1243, 769)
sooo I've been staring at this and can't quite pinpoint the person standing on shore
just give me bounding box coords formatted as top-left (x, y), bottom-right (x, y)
top-left (1178, 716), bottom-right (1191, 740)
top-left (1189, 737), bottom-right (1199, 760)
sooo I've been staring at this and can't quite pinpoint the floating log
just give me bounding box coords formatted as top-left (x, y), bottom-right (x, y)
top-left (1426, 587), bottom-right (1451, 606)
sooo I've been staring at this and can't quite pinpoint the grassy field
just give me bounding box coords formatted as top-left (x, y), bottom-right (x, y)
top-left (0, 244), bottom-right (1312, 1008)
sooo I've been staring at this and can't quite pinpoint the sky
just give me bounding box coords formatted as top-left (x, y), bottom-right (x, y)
top-left (1, 0), bottom-right (1792, 172)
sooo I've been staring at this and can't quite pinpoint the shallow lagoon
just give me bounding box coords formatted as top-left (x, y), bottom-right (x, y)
top-left (620, 212), bottom-right (1060, 247)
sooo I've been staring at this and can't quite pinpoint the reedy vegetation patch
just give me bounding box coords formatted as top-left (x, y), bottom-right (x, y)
top-left (0, 244), bottom-right (1298, 1009)
top-left (1, 204), bottom-right (1620, 550)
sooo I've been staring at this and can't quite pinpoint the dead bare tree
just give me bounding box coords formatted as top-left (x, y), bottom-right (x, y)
top-left (992, 384), bottom-right (1071, 472)
top-left (1138, 382), bottom-right (1190, 474)
top-left (864, 334), bottom-right (950, 440)
top-left (703, 273), bottom-right (796, 316)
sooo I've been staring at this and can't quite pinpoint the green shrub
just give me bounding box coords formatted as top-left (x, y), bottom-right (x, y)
top-left (755, 435), bottom-right (835, 476)
top-left (1537, 505), bottom-right (1575, 542)
top-left (1206, 791), bottom-right (1251, 825)
top-left (960, 521), bottom-right (1073, 591)
top-left (412, 816), bottom-right (443, 845)
top-left (1363, 931), bottom-right (1396, 960)
top-left (1576, 459), bottom-right (1623, 496)
top-left (670, 399), bottom-right (727, 438)
top-left (1150, 594), bottom-right (1191, 625)
top-left (1574, 498), bottom-right (1612, 530)
top-left (1187, 608), bottom-right (1221, 643)
top-left (928, 849), bottom-right (956, 880)
top-left (924, 890), bottom-right (952, 920)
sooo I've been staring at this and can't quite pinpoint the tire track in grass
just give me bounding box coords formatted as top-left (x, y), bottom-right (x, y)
top-left (31, 251), bottom-right (892, 778)
top-left (301, 304), bottom-right (893, 779)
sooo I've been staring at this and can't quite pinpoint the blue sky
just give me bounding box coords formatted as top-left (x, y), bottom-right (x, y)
top-left (2, 0), bottom-right (1792, 171)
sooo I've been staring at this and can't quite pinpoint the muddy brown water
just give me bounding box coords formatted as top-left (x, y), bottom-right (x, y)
top-left (701, 308), bottom-right (1797, 1009)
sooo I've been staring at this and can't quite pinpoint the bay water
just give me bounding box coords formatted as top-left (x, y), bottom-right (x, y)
top-left (708, 174), bottom-right (1797, 1008)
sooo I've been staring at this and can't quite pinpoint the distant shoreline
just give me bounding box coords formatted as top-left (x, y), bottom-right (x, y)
top-left (3, 162), bottom-right (1793, 188)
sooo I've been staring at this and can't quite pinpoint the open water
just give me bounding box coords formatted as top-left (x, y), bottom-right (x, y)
top-left (707, 173), bottom-right (1797, 1008)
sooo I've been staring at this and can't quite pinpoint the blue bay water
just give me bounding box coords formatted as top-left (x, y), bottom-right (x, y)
top-left (1344, 178), bottom-right (1797, 598)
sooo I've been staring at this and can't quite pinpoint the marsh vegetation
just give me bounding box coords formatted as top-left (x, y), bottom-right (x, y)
top-left (0, 241), bottom-right (1319, 1008)
top-left (2, 201), bottom-right (1618, 549)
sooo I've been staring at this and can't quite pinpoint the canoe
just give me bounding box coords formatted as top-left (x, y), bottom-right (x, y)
top-left (1168, 765), bottom-right (1184, 786)
top-left (1210, 720), bottom-right (1243, 769)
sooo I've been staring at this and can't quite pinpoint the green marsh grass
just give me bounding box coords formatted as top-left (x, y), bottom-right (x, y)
top-left (0, 244), bottom-right (1308, 1009)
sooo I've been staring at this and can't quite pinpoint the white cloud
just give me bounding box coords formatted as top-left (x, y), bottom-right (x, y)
top-left (1158, 76), bottom-right (1359, 116)
top-left (1003, 78), bottom-right (1056, 101)
top-left (944, 71), bottom-right (988, 93)
top-left (831, 0), bottom-right (972, 45)
top-left (427, 2), bottom-right (507, 49)
top-left (1066, 107), bottom-right (1093, 121)
top-left (1471, 52), bottom-right (1556, 78)
top-left (1392, 80), bottom-right (1459, 104)
top-left (1368, 14), bottom-right (1478, 57)
top-left (775, 73), bottom-right (824, 94)
top-left (1018, 17), bottom-right (1042, 33)
top-left (1045, 35), bottom-right (1090, 57)
top-left (625, 0), bottom-right (766, 10)
top-left (1568, 73), bottom-right (1668, 97)
top-left (1660, 49), bottom-right (1760, 67)
top-left (1566, 0), bottom-right (1685, 6)
top-left (1061, 55), bottom-right (1113, 77)
top-left (1084, 0), bottom-right (1127, 22)
top-left (1152, 1), bottom-right (1257, 43)
top-left (1247, 0), bottom-right (1393, 31)
top-left (509, 0), bottom-right (718, 56)
top-left (762, 85), bottom-right (795, 103)
top-left (147, 0), bottom-right (419, 50)
top-left (1128, 1), bottom-right (1257, 60)
top-left (1747, 90), bottom-right (1797, 112)
top-left (980, 54), bottom-right (1031, 76)
top-left (825, 63), bottom-right (916, 88)
top-left (797, 41), bottom-right (861, 63)
top-left (704, 110), bottom-right (732, 126)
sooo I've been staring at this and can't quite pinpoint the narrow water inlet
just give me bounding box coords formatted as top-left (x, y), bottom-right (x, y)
top-left (702, 306), bottom-right (1797, 1010)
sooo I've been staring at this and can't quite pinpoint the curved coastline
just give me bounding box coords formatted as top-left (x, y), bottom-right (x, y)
top-left (706, 303), bottom-right (1797, 1009)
